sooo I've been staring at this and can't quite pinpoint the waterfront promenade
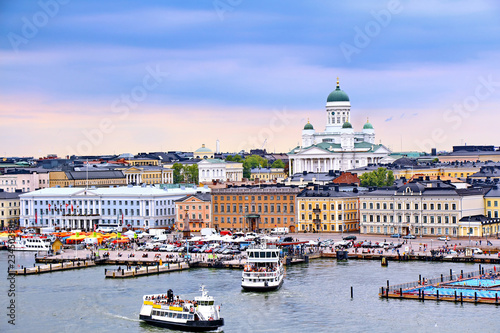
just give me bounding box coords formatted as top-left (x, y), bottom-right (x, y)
top-left (29, 232), bottom-right (500, 271)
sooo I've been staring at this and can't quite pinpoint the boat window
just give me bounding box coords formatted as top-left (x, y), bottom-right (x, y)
top-left (266, 252), bottom-right (271, 258)
top-left (209, 301), bottom-right (214, 305)
top-left (272, 252), bottom-right (277, 257)
top-left (249, 252), bottom-right (254, 258)
top-left (177, 313), bottom-right (182, 319)
top-left (182, 314), bottom-right (188, 319)
top-left (168, 312), bottom-right (173, 317)
top-left (189, 314), bottom-right (194, 320)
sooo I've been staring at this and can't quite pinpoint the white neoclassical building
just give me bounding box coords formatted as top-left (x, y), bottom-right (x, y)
top-left (288, 79), bottom-right (390, 172)
top-left (19, 185), bottom-right (210, 231)
top-left (198, 159), bottom-right (243, 183)
top-left (193, 144), bottom-right (243, 183)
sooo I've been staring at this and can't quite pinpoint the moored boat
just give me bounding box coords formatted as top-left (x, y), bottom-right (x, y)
top-left (12, 235), bottom-right (53, 251)
top-left (139, 285), bottom-right (224, 332)
top-left (241, 244), bottom-right (284, 291)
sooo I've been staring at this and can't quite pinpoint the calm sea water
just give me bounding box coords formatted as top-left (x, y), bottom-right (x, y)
top-left (1, 252), bottom-right (498, 333)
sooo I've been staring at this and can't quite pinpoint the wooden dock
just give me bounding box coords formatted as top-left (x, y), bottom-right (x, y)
top-left (104, 262), bottom-right (190, 278)
top-left (8, 260), bottom-right (96, 275)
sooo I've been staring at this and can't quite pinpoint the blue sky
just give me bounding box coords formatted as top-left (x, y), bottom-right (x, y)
top-left (1, 0), bottom-right (500, 156)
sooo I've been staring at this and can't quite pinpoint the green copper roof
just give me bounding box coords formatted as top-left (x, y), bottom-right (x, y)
top-left (303, 122), bottom-right (314, 130)
top-left (327, 79), bottom-right (350, 102)
top-left (194, 144), bottom-right (213, 153)
top-left (363, 122), bottom-right (373, 129)
top-left (342, 121), bottom-right (352, 129)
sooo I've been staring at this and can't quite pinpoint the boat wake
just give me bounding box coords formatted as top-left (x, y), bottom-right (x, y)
top-left (106, 313), bottom-right (141, 322)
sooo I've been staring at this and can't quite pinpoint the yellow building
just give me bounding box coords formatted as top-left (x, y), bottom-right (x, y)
top-left (458, 215), bottom-right (500, 238)
top-left (120, 166), bottom-right (173, 185)
top-left (124, 158), bottom-right (160, 166)
top-left (0, 191), bottom-right (20, 229)
top-left (297, 187), bottom-right (359, 233)
top-left (49, 170), bottom-right (127, 188)
top-left (250, 168), bottom-right (286, 181)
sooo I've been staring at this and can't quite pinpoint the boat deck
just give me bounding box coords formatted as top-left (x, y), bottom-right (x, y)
top-left (105, 262), bottom-right (190, 278)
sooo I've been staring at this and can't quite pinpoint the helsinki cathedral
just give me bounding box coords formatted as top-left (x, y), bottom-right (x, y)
top-left (287, 78), bottom-right (391, 172)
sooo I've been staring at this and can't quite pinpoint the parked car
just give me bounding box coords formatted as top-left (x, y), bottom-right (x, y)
top-left (471, 248), bottom-right (483, 255)
top-left (390, 234), bottom-right (401, 238)
top-left (342, 235), bottom-right (357, 241)
top-left (438, 236), bottom-right (451, 241)
top-left (361, 241), bottom-right (372, 248)
top-left (403, 234), bottom-right (416, 239)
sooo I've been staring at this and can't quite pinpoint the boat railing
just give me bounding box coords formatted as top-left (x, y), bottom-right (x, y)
top-left (243, 271), bottom-right (278, 278)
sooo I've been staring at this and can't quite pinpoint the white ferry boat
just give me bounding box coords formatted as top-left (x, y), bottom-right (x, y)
top-left (242, 244), bottom-right (284, 291)
top-left (12, 235), bottom-right (53, 251)
top-left (139, 286), bottom-right (224, 332)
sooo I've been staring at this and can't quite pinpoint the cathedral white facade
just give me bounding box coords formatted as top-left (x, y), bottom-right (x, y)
top-left (288, 79), bottom-right (390, 172)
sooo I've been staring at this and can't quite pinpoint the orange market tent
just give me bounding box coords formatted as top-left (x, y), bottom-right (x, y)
top-left (112, 238), bottom-right (130, 244)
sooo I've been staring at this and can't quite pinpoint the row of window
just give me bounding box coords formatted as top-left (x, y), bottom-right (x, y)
top-left (215, 216), bottom-right (294, 223)
top-left (362, 214), bottom-right (458, 224)
top-left (214, 203), bottom-right (294, 214)
top-left (301, 223), bottom-right (354, 231)
top-left (30, 199), bottom-right (173, 207)
top-left (179, 213), bottom-right (209, 220)
top-left (300, 213), bottom-right (356, 221)
top-left (28, 208), bottom-right (172, 217)
top-left (486, 201), bottom-right (499, 207)
top-left (1, 209), bottom-right (19, 216)
top-left (214, 195), bottom-right (291, 201)
top-left (300, 202), bottom-right (357, 211)
top-left (0, 202), bottom-right (17, 207)
top-left (362, 202), bottom-right (457, 211)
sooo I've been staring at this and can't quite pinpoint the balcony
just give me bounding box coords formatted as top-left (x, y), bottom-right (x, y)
top-left (312, 208), bottom-right (321, 213)
top-left (313, 219), bottom-right (321, 223)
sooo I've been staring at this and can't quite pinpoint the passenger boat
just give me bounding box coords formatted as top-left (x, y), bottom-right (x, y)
top-left (12, 235), bottom-right (53, 251)
top-left (242, 244), bottom-right (284, 291)
top-left (139, 285), bottom-right (224, 332)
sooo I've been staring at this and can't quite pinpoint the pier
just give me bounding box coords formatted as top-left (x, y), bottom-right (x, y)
top-left (380, 265), bottom-right (500, 305)
top-left (104, 262), bottom-right (190, 278)
top-left (8, 260), bottom-right (96, 275)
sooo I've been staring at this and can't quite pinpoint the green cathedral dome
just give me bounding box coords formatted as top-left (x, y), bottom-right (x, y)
top-left (304, 121), bottom-right (314, 130)
top-left (327, 78), bottom-right (350, 102)
top-left (342, 121), bottom-right (352, 129)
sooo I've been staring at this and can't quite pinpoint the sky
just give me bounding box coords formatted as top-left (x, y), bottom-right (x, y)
top-left (1, 0), bottom-right (500, 158)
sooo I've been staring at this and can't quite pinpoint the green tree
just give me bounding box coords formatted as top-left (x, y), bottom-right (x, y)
top-left (360, 167), bottom-right (395, 187)
top-left (243, 155), bottom-right (268, 179)
top-left (183, 164), bottom-right (199, 184)
top-left (172, 163), bottom-right (184, 184)
top-left (271, 159), bottom-right (285, 168)
top-left (225, 154), bottom-right (243, 163)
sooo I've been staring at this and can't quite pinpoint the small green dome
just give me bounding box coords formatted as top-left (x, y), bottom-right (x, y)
top-left (363, 122), bottom-right (373, 129)
top-left (327, 79), bottom-right (350, 103)
top-left (304, 121), bottom-right (314, 130)
top-left (194, 144), bottom-right (213, 153)
top-left (342, 121), bottom-right (352, 129)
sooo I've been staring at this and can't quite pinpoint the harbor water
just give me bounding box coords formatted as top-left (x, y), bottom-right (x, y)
top-left (1, 252), bottom-right (499, 332)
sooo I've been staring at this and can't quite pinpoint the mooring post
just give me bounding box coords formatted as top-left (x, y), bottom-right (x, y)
top-left (351, 286), bottom-right (353, 298)
top-left (436, 290), bottom-right (439, 300)
top-left (400, 287), bottom-right (403, 299)
top-left (479, 264), bottom-right (482, 276)
top-left (441, 274), bottom-right (443, 282)
top-left (454, 290), bottom-right (457, 301)
top-left (460, 292), bottom-right (463, 304)
top-left (450, 269), bottom-right (452, 280)
top-left (475, 292), bottom-right (477, 303)
top-left (419, 274), bottom-right (421, 284)
top-left (461, 270), bottom-right (463, 279)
